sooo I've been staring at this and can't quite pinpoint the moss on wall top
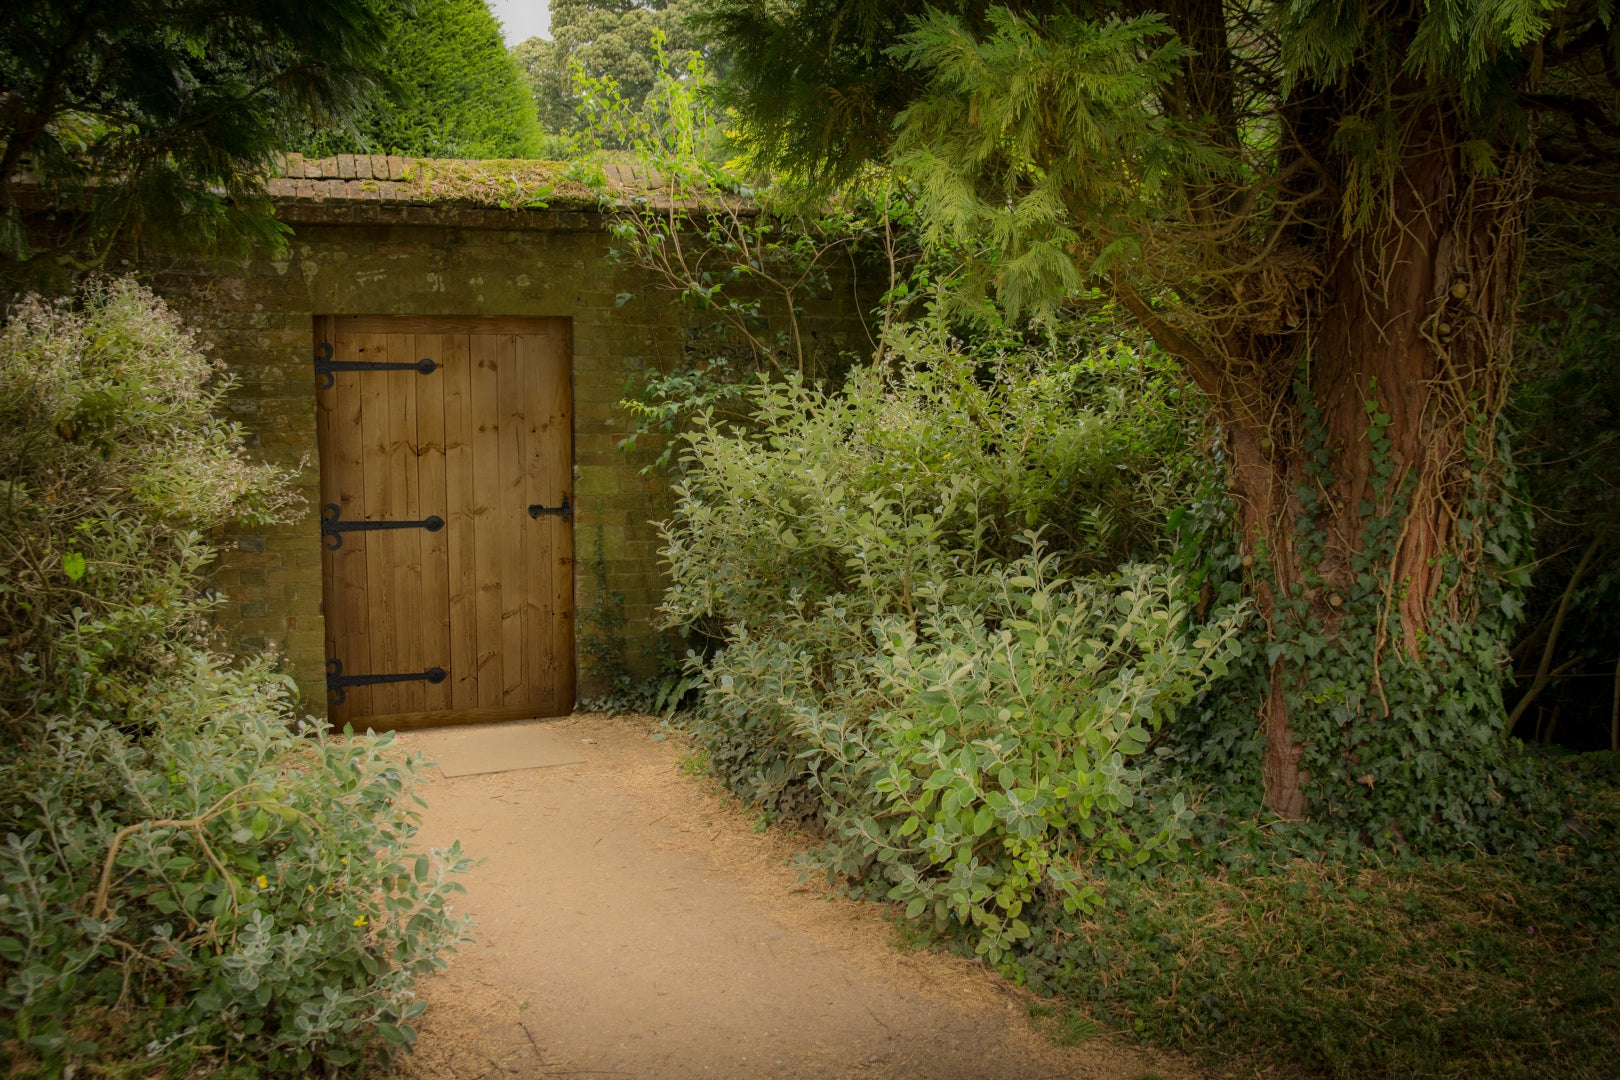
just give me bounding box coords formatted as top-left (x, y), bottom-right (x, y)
top-left (271, 153), bottom-right (710, 213)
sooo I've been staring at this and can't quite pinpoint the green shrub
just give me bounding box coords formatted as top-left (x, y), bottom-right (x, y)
top-left (0, 668), bottom-right (472, 1075)
top-left (302, 0), bottom-right (541, 159)
top-left (0, 281), bottom-right (472, 1077)
top-left (0, 280), bottom-right (297, 725)
top-left (660, 321), bottom-right (1201, 641)
top-left (781, 547), bottom-right (1243, 960)
top-left (661, 322), bottom-right (1237, 958)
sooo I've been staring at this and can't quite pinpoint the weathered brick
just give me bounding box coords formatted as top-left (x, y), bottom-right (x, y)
top-left (146, 172), bottom-right (871, 718)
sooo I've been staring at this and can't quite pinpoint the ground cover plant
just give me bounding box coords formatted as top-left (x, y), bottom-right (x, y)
top-left (0, 282), bottom-right (472, 1077)
top-left (1025, 796), bottom-right (1620, 1079)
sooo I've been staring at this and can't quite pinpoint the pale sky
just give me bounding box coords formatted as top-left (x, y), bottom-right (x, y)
top-left (488, 0), bottom-right (551, 43)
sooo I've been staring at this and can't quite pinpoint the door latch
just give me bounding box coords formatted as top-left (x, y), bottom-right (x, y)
top-left (527, 495), bottom-right (572, 522)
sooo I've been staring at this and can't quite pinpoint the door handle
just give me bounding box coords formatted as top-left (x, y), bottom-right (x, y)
top-left (527, 495), bottom-right (572, 522)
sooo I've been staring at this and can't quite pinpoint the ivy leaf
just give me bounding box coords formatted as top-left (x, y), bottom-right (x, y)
top-left (61, 552), bottom-right (86, 581)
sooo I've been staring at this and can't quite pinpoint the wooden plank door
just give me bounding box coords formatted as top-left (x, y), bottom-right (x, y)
top-left (315, 315), bottom-right (574, 730)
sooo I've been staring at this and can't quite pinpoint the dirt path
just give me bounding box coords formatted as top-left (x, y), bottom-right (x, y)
top-left (398, 713), bottom-right (1202, 1080)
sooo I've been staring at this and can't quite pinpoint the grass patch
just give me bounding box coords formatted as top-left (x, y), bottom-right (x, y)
top-left (1026, 1001), bottom-right (1103, 1046)
top-left (1017, 784), bottom-right (1620, 1078)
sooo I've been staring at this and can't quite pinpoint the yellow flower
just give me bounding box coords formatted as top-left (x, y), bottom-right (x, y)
top-left (352, 915), bottom-right (368, 927)
top-left (255, 875), bottom-right (269, 890)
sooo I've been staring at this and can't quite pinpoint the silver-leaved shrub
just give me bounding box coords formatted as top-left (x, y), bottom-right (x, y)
top-left (0, 281), bottom-right (471, 1076)
top-left (659, 323), bottom-right (1244, 959)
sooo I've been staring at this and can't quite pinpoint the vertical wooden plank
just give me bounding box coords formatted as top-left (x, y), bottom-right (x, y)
top-left (385, 333), bottom-right (424, 712)
top-left (416, 334), bottom-right (453, 713)
top-left (518, 333), bottom-right (554, 712)
top-left (387, 333), bottom-right (425, 715)
top-left (551, 319), bottom-right (577, 713)
top-left (326, 323), bottom-right (377, 724)
top-left (520, 321), bottom-right (576, 715)
top-left (442, 333), bottom-right (480, 710)
top-left (359, 333), bottom-right (398, 719)
top-left (314, 316), bottom-right (335, 705)
top-left (469, 334), bottom-right (506, 708)
top-left (496, 334), bottom-right (530, 706)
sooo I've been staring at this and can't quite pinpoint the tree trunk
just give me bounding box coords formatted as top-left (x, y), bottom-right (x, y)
top-left (1195, 119), bottom-right (1530, 819)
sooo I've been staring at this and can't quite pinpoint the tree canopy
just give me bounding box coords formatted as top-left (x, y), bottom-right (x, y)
top-left (698, 0), bottom-right (1620, 830)
top-left (0, 0), bottom-right (390, 290)
top-left (303, 0), bottom-right (541, 159)
top-left (515, 0), bottom-right (709, 140)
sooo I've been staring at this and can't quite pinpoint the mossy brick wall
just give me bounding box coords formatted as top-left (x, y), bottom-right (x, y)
top-left (148, 188), bottom-right (872, 716)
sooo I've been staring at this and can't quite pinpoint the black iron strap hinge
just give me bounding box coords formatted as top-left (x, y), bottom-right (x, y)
top-left (315, 341), bottom-right (438, 389)
top-left (321, 504), bottom-right (444, 550)
top-left (325, 658), bottom-right (447, 706)
top-left (527, 495), bottom-right (572, 522)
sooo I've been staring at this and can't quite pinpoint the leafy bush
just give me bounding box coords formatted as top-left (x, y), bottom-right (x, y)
top-left (0, 281), bottom-right (471, 1076)
top-left (786, 549), bottom-right (1243, 960)
top-left (661, 322), bottom-right (1238, 957)
top-left (0, 670), bottom-right (472, 1075)
top-left (660, 320), bottom-right (1201, 641)
top-left (0, 280), bottom-right (297, 725)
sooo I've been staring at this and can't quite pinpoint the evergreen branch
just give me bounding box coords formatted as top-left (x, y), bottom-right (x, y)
top-left (1112, 279), bottom-right (1221, 393)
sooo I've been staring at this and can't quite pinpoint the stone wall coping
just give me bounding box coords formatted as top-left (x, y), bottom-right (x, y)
top-left (267, 154), bottom-right (743, 223)
top-left (7, 153), bottom-right (749, 231)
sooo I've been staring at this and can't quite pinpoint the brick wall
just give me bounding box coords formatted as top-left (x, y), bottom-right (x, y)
top-left (147, 167), bottom-right (872, 717)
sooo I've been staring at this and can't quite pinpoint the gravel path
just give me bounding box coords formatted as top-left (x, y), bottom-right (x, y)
top-left (398, 713), bottom-right (1202, 1080)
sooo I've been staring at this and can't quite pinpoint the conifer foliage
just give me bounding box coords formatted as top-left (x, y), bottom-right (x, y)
top-left (303, 0), bottom-right (541, 159)
top-left (0, 0), bottom-right (391, 290)
top-left (700, 0), bottom-right (1620, 830)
